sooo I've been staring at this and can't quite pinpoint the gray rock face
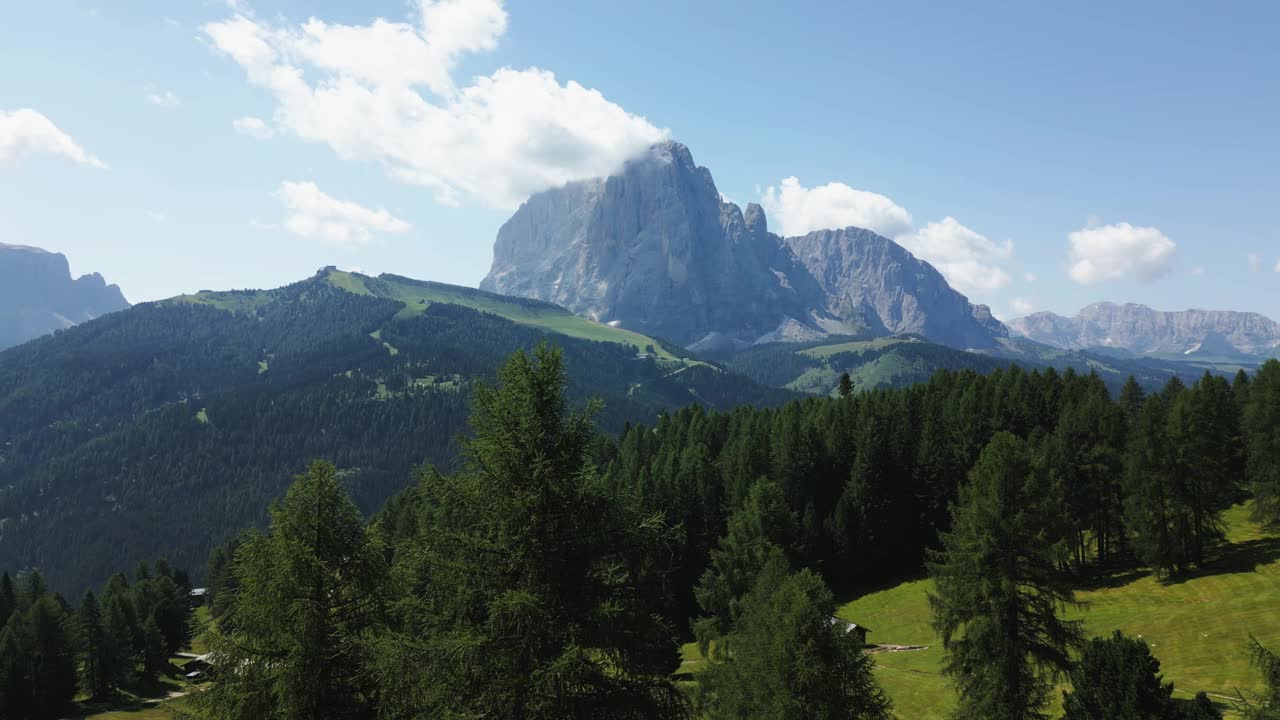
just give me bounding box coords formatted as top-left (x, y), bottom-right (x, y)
top-left (0, 243), bottom-right (129, 350)
top-left (1009, 302), bottom-right (1280, 357)
top-left (481, 141), bottom-right (1008, 349)
top-left (783, 228), bottom-right (1007, 348)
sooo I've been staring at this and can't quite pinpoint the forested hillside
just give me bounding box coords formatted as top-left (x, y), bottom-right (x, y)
top-left (0, 270), bottom-right (790, 595)
top-left (4, 348), bottom-right (1279, 720)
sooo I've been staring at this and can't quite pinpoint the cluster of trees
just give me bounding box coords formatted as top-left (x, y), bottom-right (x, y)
top-left (196, 346), bottom-right (894, 720)
top-left (603, 361), bottom-right (1280, 631)
top-left (0, 561), bottom-right (191, 719)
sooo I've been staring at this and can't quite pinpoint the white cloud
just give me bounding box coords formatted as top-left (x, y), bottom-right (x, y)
top-left (757, 177), bottom-right (1017, 298)
top-left (1190, 265), bottom-right (1205, 277)
top-left (760, 176), bottom-right (913, 238)
top-left (1067, 222), bottom-right (1176, 285)
top-left (0, 109), bottom-right (106, 168)
top-left (1024, 272), bottom-right (1037, 282)
top-left (146, 90), bottom-right (181, 108)
top-left (146, 210), bottom-right (167, 222)
top-left (896, 217), bottom-right (1014, 295)
top-left (203, 1), bottom-right (667, 208)
top-left (232, 116), bottom-right (274, 139)
top-left (1274, 259), bottom-right (1280, 273)
top-left (1011, 297), bottom-right (1034, 316)
top-left (1248, 253), bottom-right (1261, 272)
top-left (278, 181), bottom-right (411, 245)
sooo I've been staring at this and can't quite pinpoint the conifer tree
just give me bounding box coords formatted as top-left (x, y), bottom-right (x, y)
top-left (25, 595), bottom-right (78, 719)
top-left (1125, 393), bottom-right (1191, 575)
top-left (375, 345), bottom-right (688, 720)
top-left (838, 371), bottom-right (854, 398)
top-left (78, 590), bottom-right (109, 699)
top-left (1245, 360), bottom-right (1280, 527)
top-left (928, 432), bottom-right (1083, 720)
top-left (1062, 631), bottom-right (1175, 720)
top-left (191, 460), bottom-right (391, 720)
top-left (697, 560), bottom-right (892, 720)
top-left (694, 478), bottom-right (800, 655)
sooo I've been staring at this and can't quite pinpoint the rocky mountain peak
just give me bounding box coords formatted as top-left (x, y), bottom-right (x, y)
top-left (481, 141), bottom-right (1009, 350)
top-left (0, 244), bottom-right (129, 350)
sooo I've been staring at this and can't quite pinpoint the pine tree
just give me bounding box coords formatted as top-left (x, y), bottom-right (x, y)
top-left (1062, 631), bottom-right (1175, 720)
top-left (693, 478), bottom-right (800, 655)
top-left (1125, 393), bottom-right (1191, 575)
top-left (140, 615), bottom-right (169, 680)
top-left (100, 574), bottom-right (141, 690)
top-left (928, 432), bottom-right (1083, 720)
top-left (838, 371), bottom-right (854, 398)
top-left (190, 460), bottom-right (391, 720)
top-left (78, 590), bottom-right (109, 700)
top-left (373, 345), bottom-right (688, 720)
top-left (25, 595), bottom-right (78, 719)
top-left (1245, 360), bottom-right (1280, 527)
top-left (697, 560), bottom-right (892, 720)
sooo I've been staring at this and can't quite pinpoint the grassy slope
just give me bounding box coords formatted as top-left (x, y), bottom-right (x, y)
top-left (172, 269), bottom-right (692, 364)
top-left (800, 337), bottom-right (919, 359)
top-left (329, 270), bottom-right (687, 362)
top-left (836, 504), bottom-right (1279, 719)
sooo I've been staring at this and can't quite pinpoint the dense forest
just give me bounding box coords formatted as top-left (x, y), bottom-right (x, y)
top-left (0, 275), bottom-right (790, 595)
top-left (3, 348), bottom-right (1280, 719)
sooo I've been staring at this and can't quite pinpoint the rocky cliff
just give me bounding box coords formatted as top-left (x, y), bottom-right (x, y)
top-left (481, 141), bottom-right (1007, 349)
top-left (1009, 302), bottom-right (1280, 357)
top-left (0, 243), bottom-right (129, 349)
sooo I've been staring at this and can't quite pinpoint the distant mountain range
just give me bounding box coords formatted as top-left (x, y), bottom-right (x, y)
top-left (1010, 302), bottom-right (1280, 359)
top-left (481, 141), bottom-right (1006, 352)
top-left (0, 243), bottom-right (129, 350)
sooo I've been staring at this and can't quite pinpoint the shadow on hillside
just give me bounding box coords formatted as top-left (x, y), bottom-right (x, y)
top-left (1161, 535), bottom-right (1280, 586)
top-left (1076, 567), bottom-right (1149, 591)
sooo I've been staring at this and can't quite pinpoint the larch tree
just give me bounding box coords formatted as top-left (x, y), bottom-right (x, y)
top-left (373, 344), bottom-right (688, 720)
top-left (190, 460), bottom-right (392, 720)
top-left (928, 432), bottom-right (1083, 720)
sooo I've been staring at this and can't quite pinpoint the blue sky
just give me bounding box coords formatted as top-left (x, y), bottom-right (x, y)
top-left (1, 0), bottom-right (1277, 321)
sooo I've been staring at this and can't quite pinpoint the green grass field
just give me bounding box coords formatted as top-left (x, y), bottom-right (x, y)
top-left (800, 337), bottom-right (919, 359)
top-left (323, 270), bottom-right (694, 363)
top-left (836, 503), bottom-right (1279, 719)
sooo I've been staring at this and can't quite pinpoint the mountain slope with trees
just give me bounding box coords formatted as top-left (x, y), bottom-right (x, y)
top-left (0, 269), bottom-right (790, 596)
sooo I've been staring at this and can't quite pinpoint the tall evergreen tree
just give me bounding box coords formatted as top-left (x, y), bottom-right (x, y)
top-left (928, 432), bottom-right (1083, 720)
top-left (191, 460), bottom-right (391, 720)
top-left (375, 345), bottom-right (688, 720)
top-left (693, 478), bottom-right (800, 655)
top-left (1125, 393), bottom-right (1193, 575)
top-left (78, 590), bottom-right (109, 700)
top-left (24, 595), bottom-right (78, 719)
top-left (697, 560), bottom-right (891, 720)
top-left (1245, 360), bottom-right (1280, 527)
top-left (100, 574), bottom-right (141, 690)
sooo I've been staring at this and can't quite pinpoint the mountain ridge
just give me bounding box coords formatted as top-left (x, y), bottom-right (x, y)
top-left (0, 242), bottom-right (129, 350)
top-left (1010, 301), bottom-right (1280, 358)
top-left (481, 141), bottom-right (1008, 351)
